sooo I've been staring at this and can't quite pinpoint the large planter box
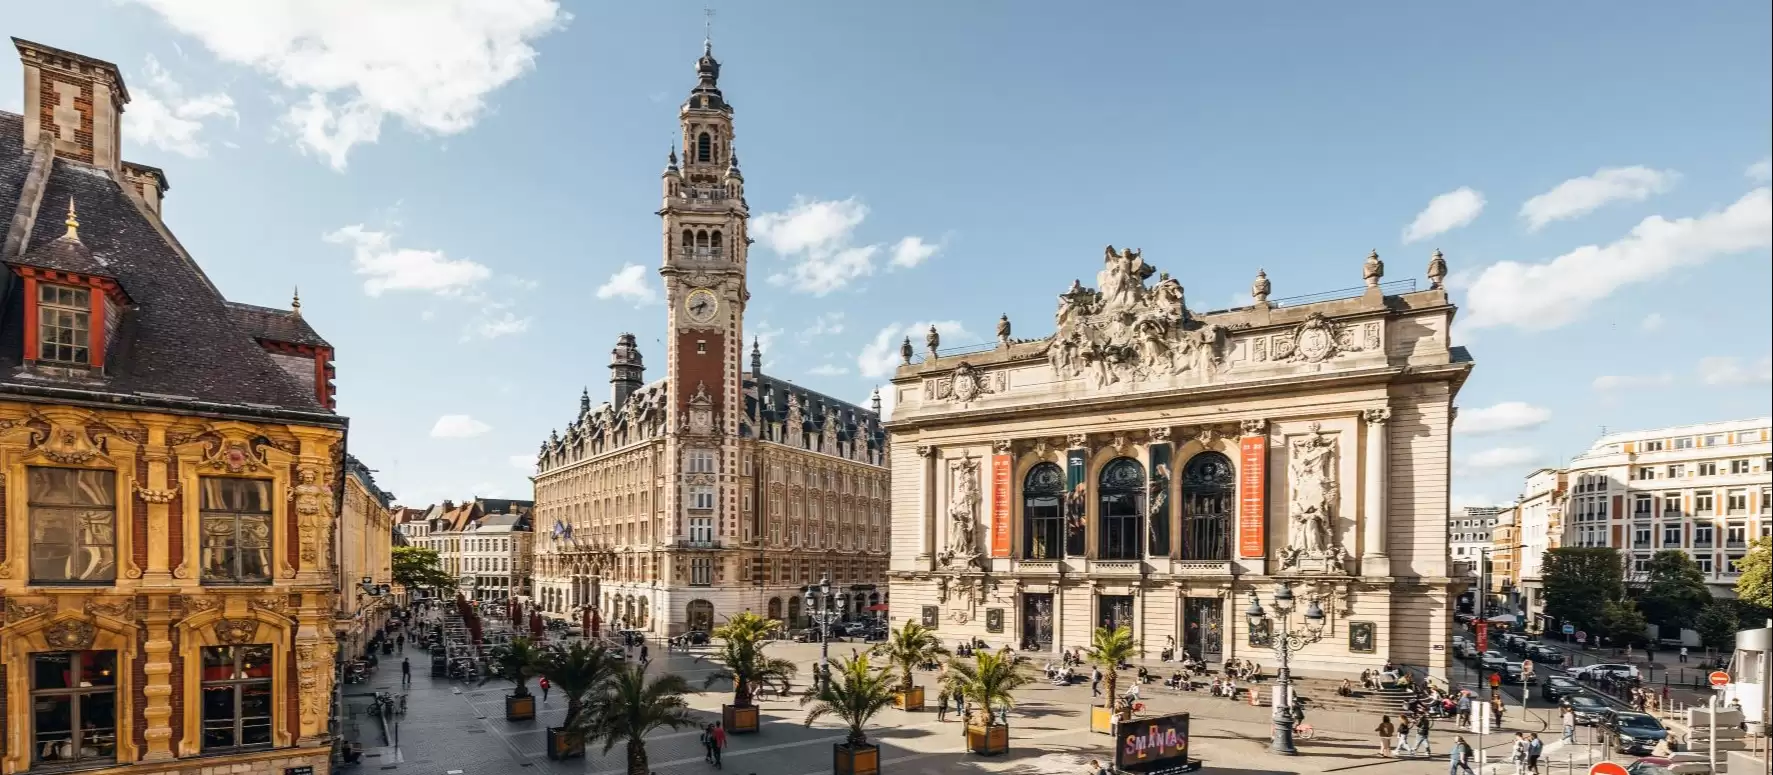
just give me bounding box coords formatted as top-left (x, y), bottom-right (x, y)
top-left (894, 686), bottom-right (924, 711)
top-left (966, 724), bottom-right (1009, 755)
top-left (1090, 706), bottom-right (1117, 734)
top-left (723, 704), bottom-right (760, 734)
top-left (545, 727), bottom-right (584, 760)
top-left (506, 693), bottom-right (536, 721)
top-left (833, 742), bottom-right (880, 775)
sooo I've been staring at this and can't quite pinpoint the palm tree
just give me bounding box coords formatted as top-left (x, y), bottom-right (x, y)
top-left (941, 647), bottom-right (1034, 728)
top-left (801, 651), bottom-right (897, 747)
top-left (486, 635), bottom-right (546, 697)
top-left (540, 640), bottom-right (622, 735)
top-left (1086, 625), bottom-right (1138, 713)
top-left (870, 620), bottom-right (949, 694)
top-left (572, 664), bottom-right (698, 775)
top-left (700, 611), bottom-right (796, 707)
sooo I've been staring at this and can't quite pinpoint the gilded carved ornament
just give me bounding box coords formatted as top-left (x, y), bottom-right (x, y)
top-left (84, 598), bottom-right (136, 620)
top-left (132, 478), bottom-right (180, 504)
top-left (292, 466), bottom-right (335, 567)
top-left (1066, 433), bottom-right (1089, 449)
top-left (1240, 419), bottom-right (1269, 437)
top-left (181, 594), bottom-right (220, 616)
top-left (213, 618), bottom-right (261, 645)
top-left (6, 598), bottom-right (54, 623)
top-left (44, 618), bottom-right (99, 649)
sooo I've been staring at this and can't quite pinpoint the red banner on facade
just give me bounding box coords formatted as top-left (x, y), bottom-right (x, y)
top-left (991, 454), bottom-right (1012, 557)
top-left (1238, 436), bottom-right (1267, 559)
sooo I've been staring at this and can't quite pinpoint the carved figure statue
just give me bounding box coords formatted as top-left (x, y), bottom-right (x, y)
top-left (292, 468), bottom-right (334, 569)
top-left (1286, 426), bottom-right (1339, 559)
top-left (1151, 272), bottom-right (1186, 322)
top-left (900, 336), bottom-right (914, 365)
top-left (996, 313), bottom-right (1012, 348)
top-left (1427, 249), bottom-right (1448, 289)
top-left (942, 460), bottom-right (983, 569)
top-left (1097, 245), bottom-right (1153, 313)
top-left (1045, 246), bottom-right (1228, 389)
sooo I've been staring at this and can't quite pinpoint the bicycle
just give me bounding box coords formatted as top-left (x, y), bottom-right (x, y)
top-left (1292, 722), bottom-right (1315, 739)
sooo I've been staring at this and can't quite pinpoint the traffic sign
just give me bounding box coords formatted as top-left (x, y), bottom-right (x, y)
top-left (1576, 630), bottom-right (1586, 643)
top-left (1588, 762), bottom-right (1629, 775)
top-left (1709, 670), bottom-right (1730, 687)
top-left (1522, 659), bottom-right (1535, 675)
top-left (1561, 624), bottom-right (1575, 635)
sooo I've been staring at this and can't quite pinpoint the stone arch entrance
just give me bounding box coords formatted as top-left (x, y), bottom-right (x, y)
top-left (686, 599), bottom-right (714, 632)
top-left (787, 595), bottom-right (802, 628)
top-left (637, 597), bottom-right (650, 628)
top-left (767, 597), bottom-right (782, 620)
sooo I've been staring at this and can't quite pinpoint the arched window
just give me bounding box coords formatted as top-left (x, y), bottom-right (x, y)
top-left (786, 595), bottom-right (803, 628)
top-left (682, 230), bottom-right (693, 250)
top-left (710, 231), bottom-right (722, 251)
top-left (697, 132), bottom-right (712, 163)
top-left (1098, 457), bottom-right (1145, 560)
top-left (1022, 463), bottom-right (1064, 559)
top-left (695, 230), bottom-right (709, 249)
top-left (1181, 452), bottom-right (1234, 561)
top-left (767, 597), bottom-right (782, 620)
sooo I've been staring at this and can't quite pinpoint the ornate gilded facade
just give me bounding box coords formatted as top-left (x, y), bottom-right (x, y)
top-left (531, 42), bottom-right (889, 635)
top-left (887, 246), bottom-right (1472, 682)
top-left (0, 38), bottom-right (347, 775)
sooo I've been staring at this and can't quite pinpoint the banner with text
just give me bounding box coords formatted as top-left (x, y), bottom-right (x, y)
top-left (1066, 448), bottom-right (1088, 557)
top-left (1238, 435), bottom-right (1267, 559)
top-left (991, 453), bottom-right (1012, 557)
top-left (1115, 711), bottom-right (1194, 774)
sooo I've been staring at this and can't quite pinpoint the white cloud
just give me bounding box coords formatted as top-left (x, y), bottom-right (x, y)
top-left (798, 312), bottom-right (846, 341)
top-left (594, 264), bottom-right (657, 306)
top-left (1460, 446), bottom-right (1541, 473)
top-left (1519, 167), bottom-right (1677, 231)
top-left (1640, 313), bottom-right (1665, 332)
top-left (461, 310), bottom-right (531, 341)
top-left (770, 245), bottom-right (878, 296)
top-left (1592, 373), bottom-right (1674, 391)
top-left (129, 0), bottom-right (570, 170)
top-left (1402, 187), bottom-right (1485, 243)
top-left (807, 363), bottom-right (850, 376)
top-left (857, 321), bottom-right (975, 379)
top-left (430, 414), bottom-right (491, 438)
top-left (1455, 401), bottom-right (1552, 435)
top-left (507, 454), bottom-right (535, 472)
top-left (888, 236), bottom-right (940, 269)
top-left (123, 55), bottom-right (236, 157)
top-left (1461, 188), bottom-right (1772, 331)
top-left (1699, 355), bottom-right (1772, 386)
top-left (1749, 157), bottom-right (1772, 183)
top-left (324, 224), bottom-right (492, 296)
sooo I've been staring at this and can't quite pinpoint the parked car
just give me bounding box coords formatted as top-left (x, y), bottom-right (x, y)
top-left (1569, 663), bottom-right (1641, 680)
top-left (1600, 710), bottom-right (1669, 755)
top-left (1541, 676), bottom-right (1583, 702)
top-left (678, 629), bottom-right (710, 646)
top-left (1564, 694), bottom-right (1610, 726)
top-left (1526, 645), bottom-right (1566, 664)
top-left (1480, 651), bottom-right (1508, 671)
top-left (1625, 757), bottom-right (1677, 775)
top-left (1455, 642), bottom-right (1480, 660)
top-left (1503, 662), bottom-right (1534, 684)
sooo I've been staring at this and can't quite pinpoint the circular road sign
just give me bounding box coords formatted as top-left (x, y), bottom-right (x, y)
top-left (1522, 659), bottom-right (1534, 673)
top-left (1709, 671), bottom-right (1730, 687)
top-left (1576, 630), bottom-right (1586, 641)
top-left (1588, 763), bottom-right (1630, 775)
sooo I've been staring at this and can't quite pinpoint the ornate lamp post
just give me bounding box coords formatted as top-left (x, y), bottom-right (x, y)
top-left (804, 576), bottom-right (840, 690)
top-left (1245, 584), bottom-right (1326, 755)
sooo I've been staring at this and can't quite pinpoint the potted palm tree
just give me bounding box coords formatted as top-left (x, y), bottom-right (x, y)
top-left (942, 647), bottom-right (1032, 756)
top-left (540, 640), bottom-right (620, 759)
top-left (571, 663), bottom-right (698, 775)
top-left (700, 611), bottom-right (796, 734)
top-left (486, 635), bottom-right (545, 720)
top-left (1086, 625), bottom-right (1138, 733)
top-left (871, 620), bottom-right (947, 711)
top-left (802, 651), bottom-right (895, 775)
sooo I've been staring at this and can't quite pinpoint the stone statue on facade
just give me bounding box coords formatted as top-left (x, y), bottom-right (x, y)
top-left (1427, 249), bottom-right (1448, 289)
top-left (900, 336), bottom-right (913, 365)
top-left (940, 458), bottom-right (984, 569)
top-left (1280, 424), bottom-right (1346, 573)
top-left (1251, 269), bottom-right (1271, 304)
top-left (1363, 250), bottom-right (1384, 288)
top-left (997, 313), bottom-right (1012, 348)
top-left (1046, 246), bottom-right (1230, 389)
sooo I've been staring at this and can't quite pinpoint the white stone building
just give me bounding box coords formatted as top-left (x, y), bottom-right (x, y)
top-left (1514, 468), bottom-right (1565, 629)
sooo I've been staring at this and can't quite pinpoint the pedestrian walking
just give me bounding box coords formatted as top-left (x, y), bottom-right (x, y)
top-left (640, 643), bottom-right (650, 665)
top-left (937, 690), bottom-right (949, 722)
top-left (397, 634), bottom-right (405, 651)
top-left (1510, 732), bottom-right (1528, 775)
top-left (1376, 715), bottom-right (1395, 757)
top-left (1526, 732), bottom-right (1543, 774)
top-left (400, 657), bottom-right (411, 686)
top-left (539, 675), bottom-right (551, 703)
top-left (1415, 713), bottom-right (1433, 758)
top-left (711, 721), bottom-right (727, 768)
top-left (1561, 705), bottom-right (1575, 742)
top-left (1679, 646), bottom-right (1689, 663)
top-left (1091, 667), bottom-right (1103, 697)
top-left (1449, 737), bottom-right (1474, 775)
top-left (1456, 691), bottom-right (1472, 728)
top-left (1394, 714), bottom-right (1411, 755)
top-left (701, 724), bottom-right (716, 763)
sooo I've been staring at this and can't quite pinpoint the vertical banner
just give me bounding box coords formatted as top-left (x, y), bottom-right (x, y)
top-left (1147, 442), bottom-right (1172, 557)
top-left (990, 453), bottom-right (1012, 557)
top-left (1065, 449), bottom-right (1088, 557)
top-left (1238, 435), bottom-right (1267, 559)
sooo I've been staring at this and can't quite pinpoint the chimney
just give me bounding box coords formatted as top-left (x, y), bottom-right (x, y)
top-left (14, 38), bottom-right (129, 173)
top-left (122, 162), bottom-right (168, 218)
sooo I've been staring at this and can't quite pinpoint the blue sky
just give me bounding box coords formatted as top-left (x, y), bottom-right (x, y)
top-left (4, 1), bottom-right (1768, 509)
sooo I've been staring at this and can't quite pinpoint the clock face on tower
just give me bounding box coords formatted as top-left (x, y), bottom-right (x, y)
top-left (684, 288), bottom-right (719, 324)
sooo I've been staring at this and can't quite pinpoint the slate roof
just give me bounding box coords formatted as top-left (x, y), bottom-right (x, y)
top-left (0, 110), bottom-right (337, 420)
top-left (14, 223), bottom-right (111, 276)
top-left (227, 301), bottom-right (330, 348)
top-left (744, 371), bottom-right (885, 451)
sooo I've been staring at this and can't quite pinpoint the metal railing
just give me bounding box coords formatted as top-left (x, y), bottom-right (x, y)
top-left (1273, 278), bottom-right (1417, 307)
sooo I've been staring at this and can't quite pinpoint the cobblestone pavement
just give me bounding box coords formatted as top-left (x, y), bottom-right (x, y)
top-left (342, 637), bottom-right (1644, 775)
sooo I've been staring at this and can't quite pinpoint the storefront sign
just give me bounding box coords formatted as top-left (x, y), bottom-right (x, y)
top-left (1115, 711), bottom-right (1194, 774)
top-left (990, 453), bottom-right (1012, 557)
top-left (1237, 436), bottom-right (1266, 558)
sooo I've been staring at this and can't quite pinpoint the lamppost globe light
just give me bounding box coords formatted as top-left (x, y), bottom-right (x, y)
top-left (1273, 583), bottom-right (1294, 612)
top-left (1304, 599), bottom-right (1325, 628)
top-left (1245, 591), bottom-right (1265, 626)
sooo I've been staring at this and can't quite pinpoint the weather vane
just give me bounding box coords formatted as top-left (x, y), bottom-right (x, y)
top-left (703, 7), bottom-right (715, 46)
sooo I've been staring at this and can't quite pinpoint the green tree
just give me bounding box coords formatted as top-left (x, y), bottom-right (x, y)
top-left (1599, 599), bottom-right (1648, 645)
top-left (541, 640), bottom-right (622, 738)
top-left (1736, 536), bottom-right (1772, 610)
top-left (574, 664), bottom-right (698, 775)
top-left (1085, 626), bottom-right (1139, 712)
top-left (800, 651), bottom-right (897, 747)
top-left (1637, 550), bottom-right (1711, 632)
top-left (1542, 547), bottom-right (1624, 633)
top-left (700, 611), bottom-right (796, 707)
top-left (940, 647), bottom-right (1034, 728)
top-left (1695, 601), bottom-right (1740, 651)
top-left (870, 620), bottom-right (949, 694)
top-left (486, 636), bottom-right (546, 698)
top-left (392, 545), bottom-right (456, 595)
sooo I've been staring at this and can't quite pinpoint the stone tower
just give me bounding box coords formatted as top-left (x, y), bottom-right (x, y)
top-left (610, 332), bottom-right (644, 406)
top-left (659, 37), bottom-right (749, 545)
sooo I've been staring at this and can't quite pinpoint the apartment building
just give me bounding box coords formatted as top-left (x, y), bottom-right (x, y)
top-left (1514, 468), bottom-right (1565, 628)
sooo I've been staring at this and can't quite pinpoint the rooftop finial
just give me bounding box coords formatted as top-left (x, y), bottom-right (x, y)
top-left (63, 198), bottom-right (80, 241)
top-left (291, 286), bottom-right (302, 317)
top-left (703, 7), bottom-right (715, 55)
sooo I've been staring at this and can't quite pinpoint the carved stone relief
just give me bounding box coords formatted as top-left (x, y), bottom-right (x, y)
top-left (1047, 246), bottom-right (1230, 388)
top-left (939, 458), bottom-right (983, 570)
top-left (45, 619), bottom-right (98, 649)
top-left (213, 618), bottom-right (261, 645)
top-left (1280, 423), bottom-right (1348, 574)
top-left (6, 598), bottom-right (54, 623)
top-left (926, 362), bottom-right (1006, 402)
top-left (84, 598), bottom-right (135, 620)
top-left (292, 466), bottom-right (334, 569)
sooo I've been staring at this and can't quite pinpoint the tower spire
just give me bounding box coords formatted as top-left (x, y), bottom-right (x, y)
top-left (62, 198), bottom-right (80, 241)
top-left (291, 286), bottom-right (302, 317)
top-left (703, 7), bottom-right (715, 54)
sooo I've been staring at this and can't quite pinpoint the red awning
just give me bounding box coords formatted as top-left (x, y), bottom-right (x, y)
top-left (867, 604), bottom-right (889, 611)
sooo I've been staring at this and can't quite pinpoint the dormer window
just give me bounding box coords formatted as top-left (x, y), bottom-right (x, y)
top-left (38, 283), bottom-right (92, 364)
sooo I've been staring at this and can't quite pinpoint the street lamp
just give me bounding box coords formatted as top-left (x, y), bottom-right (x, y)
top-left (1246, 584), bottom-right (1326, 755)
top-left (804, 577), bottom-right (840, 691)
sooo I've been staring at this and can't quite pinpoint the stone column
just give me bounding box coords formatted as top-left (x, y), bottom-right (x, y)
top-left (1362, 408), bottom-right (1391, 577)
top-left (137, 419), bottom-right (176, 583)
top-left (139, 598), bottom-right (175, 760)
top-left (918, 446), bottom-right (937, 568)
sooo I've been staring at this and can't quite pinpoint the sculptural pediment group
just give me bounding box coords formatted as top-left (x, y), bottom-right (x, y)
top-left (1047, 246), bottom-right (1229, 388)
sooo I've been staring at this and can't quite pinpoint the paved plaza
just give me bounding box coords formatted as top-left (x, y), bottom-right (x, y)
top-left (336, 636), bottom-right (1665, 775)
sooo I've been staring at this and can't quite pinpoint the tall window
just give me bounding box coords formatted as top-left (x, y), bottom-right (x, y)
top-left (690, 558), bottom-right (713, 586)
top-left (1180, 452), bottom-right (1234, 561)
top-left (201, 478), bottom-right (273, 583)
top-left (1022, 463), bottom-right (1064, 560)
top-left (697, 132), bottom-right (712, 162)
top-left (688, 450), bottom-right (716, 474)
top-left (200, 645), bottom-right (274, 751)
top-left (1097, 458), bottom-right (1145, 560)
top-left (28, 467), bottom-right (117, 582)
top-left (689, 516), bottom-right (713, 544)
top-left (689, 485), bottom-right (715, 511)
top-left (38, 284), bottom-right (92, 364)
top-left (31, 651), bottom-right (118, 766)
